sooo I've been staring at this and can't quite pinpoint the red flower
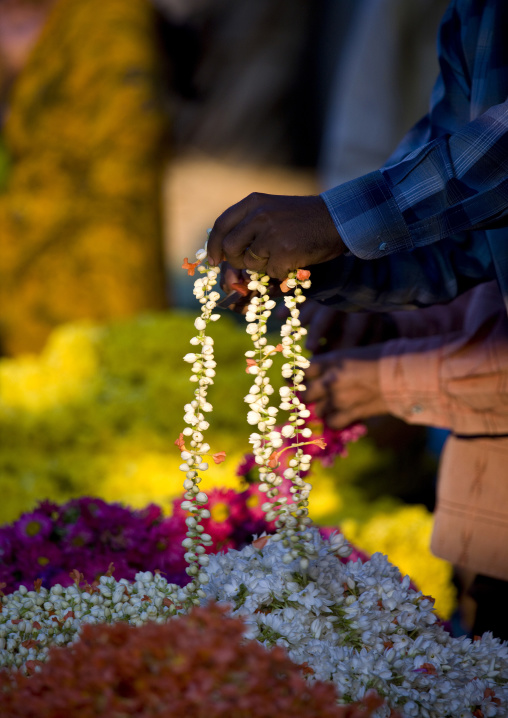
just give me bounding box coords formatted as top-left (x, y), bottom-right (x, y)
top-left (182, 258), bottom-right (201, 276)
top-left (484, 688), bottom-right (501, 706)
top-left (174, 433), bottom-right (186, 451)
top-left (267, 451), bottom-right (279, 469)
top-left (415, 663), bottom-right (437, 675)
top-left (231, 282), bottom-right (250, 297)
top-left (252, 536), bottom-right (269, 550)
top-left (312, 437), bottom-right (327, 450)
top-left (21, 639), bottom-right (41, 649)
top-left (296, 269), bottom-right (311, 281)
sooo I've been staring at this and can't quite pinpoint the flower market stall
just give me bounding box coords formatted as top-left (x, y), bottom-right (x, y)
top-left (0, 316), bottom-right (455, 617)
top-left (1, 241), bottom-right (506, 717)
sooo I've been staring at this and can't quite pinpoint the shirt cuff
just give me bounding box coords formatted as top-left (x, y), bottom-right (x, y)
top-left (320, 170), bottom-right (413, 260)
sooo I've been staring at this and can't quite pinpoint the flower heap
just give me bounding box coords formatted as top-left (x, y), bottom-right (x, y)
top-left (0, 570), bottom-right (186, 672)
top-left (0, 603), bottom-right (389, 718)
top-left (243, 270), bottom-right (336, 570)
top-left (2, 534), bottom-right (508, 716)
top-left (202, 530), bottom-right (508, 718)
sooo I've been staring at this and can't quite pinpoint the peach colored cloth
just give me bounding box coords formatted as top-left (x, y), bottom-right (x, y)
top-left (379, 281), bottom-right (508, 578)
top-left (431, 436), bottom-right (508, 580)
top-left (380, 282), bottom-right (508, 435)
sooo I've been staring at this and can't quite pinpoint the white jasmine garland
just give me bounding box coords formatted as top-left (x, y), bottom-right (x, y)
top-left (243, 269), bottom-right (320, 569)
top-left (177, 238), bottom-right (223, 606)
top-left (0, 573), bottom-right (186, 673)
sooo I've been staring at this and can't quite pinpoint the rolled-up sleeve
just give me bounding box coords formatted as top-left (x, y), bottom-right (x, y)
top-left (379, 284), bottom-right (508, 435)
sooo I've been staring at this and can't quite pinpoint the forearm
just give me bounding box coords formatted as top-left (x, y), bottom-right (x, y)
top-left (322, 100), bottom-right (508, 261)
top-left (379, 305), bottom-right (508, 434)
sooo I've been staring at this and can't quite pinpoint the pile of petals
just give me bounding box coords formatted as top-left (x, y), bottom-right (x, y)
top-left (202, 531), bottom-right (508, 718)
top-left (1, 531), bottom-right (507, 717)
top-left (0, 603), bottom-right (393, 718)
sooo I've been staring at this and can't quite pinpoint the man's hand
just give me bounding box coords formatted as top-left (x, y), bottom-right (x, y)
top-left (218, 263), bottom-right (282, 313)
top-left (288, 301), bottom-right (399, 354)
top-left (303, 346), bottom-right (389, 429)
top-left (207, 193), bottom-right (346, 279)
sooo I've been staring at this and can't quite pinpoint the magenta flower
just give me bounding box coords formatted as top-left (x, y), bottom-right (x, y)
top-left (14, 511), bottom-right (53, 541)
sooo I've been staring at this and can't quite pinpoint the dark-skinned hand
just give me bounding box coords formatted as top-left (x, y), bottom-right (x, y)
top-left (302, 345), bottom-right (389, 429)
top-left (218, 263), bottom-right (282, 314)
top-left (207, 193), bottom-right (346, 280)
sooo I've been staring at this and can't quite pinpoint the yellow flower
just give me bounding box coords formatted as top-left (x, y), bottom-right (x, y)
top-left (210, 503), bottom-right (230, 523)
top-left (0, 0), bottom-right (169, 356)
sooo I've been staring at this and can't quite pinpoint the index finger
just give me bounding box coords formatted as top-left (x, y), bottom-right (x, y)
top-left (207, 194), bottom-right (256, 266)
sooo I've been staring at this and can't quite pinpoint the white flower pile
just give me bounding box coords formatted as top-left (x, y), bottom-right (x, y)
top-left (203, 530), bottom-right (508, 718)
top-left (2, 533), bottom-right (508, 717)
top-left (0, 572), bottom-right (185, 671)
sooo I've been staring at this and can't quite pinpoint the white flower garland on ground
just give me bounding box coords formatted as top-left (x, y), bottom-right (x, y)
top-left (0, 572), bottom-right (185, 670)
top-left (1, 239), bottom-right (508, 718)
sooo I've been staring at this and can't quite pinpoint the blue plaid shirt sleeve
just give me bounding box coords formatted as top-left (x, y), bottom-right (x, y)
top-left (321, 100), bottom-right (508, 261)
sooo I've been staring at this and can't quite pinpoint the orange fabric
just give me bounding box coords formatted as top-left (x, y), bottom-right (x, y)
top-left (379, 282), bottom-right (508, 434)
top-left (431, 435), bottom-right (508, 580)
top-left (378, 282), bottom-right (508, 577)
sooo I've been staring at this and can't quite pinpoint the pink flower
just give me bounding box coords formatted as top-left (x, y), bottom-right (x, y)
top-left (236, 453), bottom-right (257, 478)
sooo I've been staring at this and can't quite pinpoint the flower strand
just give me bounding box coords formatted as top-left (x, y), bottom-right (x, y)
top-left (244, 269), bottom-right (325, 569)
top-left (179, 243), bottom-right (222, 605)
